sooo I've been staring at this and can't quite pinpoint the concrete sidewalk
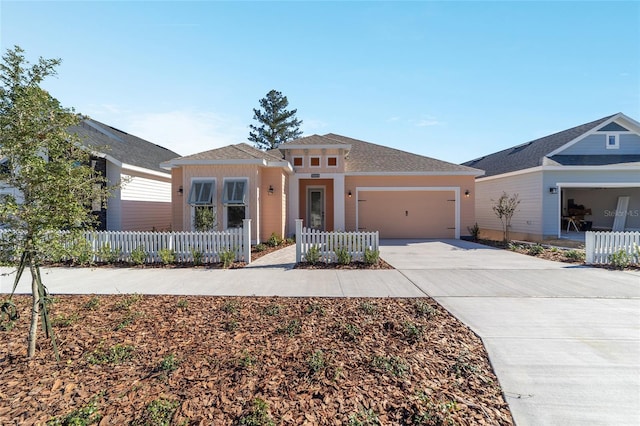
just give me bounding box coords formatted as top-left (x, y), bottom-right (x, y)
top-left (0, 245), bottom-right (425, 298)
top-left (380, 239), bottom-right (640, 426)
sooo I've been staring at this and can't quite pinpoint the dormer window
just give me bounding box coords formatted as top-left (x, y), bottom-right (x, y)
top-left (606, 134), bottom-right (619, 150)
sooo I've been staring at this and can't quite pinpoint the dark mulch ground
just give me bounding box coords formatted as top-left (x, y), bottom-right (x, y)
top-left (0, 295), bottom-right (513, 425)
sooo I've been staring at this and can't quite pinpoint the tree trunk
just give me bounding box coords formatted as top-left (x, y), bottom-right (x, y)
top-left (28, 259), bottom-right (40, 358)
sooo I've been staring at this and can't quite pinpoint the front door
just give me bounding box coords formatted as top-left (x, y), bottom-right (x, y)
top-left (308, 188), bottom-right (325, 230)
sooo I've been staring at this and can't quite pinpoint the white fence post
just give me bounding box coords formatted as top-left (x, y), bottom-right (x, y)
top-left (243, 219), bottom-right (251, 264)
top-left (585, 231), bottom-right (594, 264)
top-left (295, 219), bottom-right (303, 263)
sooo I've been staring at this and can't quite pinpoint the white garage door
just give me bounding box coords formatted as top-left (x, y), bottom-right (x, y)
top-left (357, 190), bottom-right (456, 238)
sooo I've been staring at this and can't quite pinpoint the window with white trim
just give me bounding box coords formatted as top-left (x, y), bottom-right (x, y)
top-left (223, 178), bottom-right (248, 229)
top-left (327, 157), bottom-right (337, 167)
top-left (293, 157), bottom-right (303, 167)
top-left (606, 134), bottom-right (619, 149)
top-left (310, 157), bottom-right (320, 167)
top-left (188, 179), bottom-right (216, 231)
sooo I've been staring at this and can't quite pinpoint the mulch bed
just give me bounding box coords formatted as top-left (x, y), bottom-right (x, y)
top-left (0, 295), bottom-right (513, 425)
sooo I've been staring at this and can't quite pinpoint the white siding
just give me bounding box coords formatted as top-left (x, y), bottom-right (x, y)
top-left (117, 168), bottom-right (172, 231)
top-left (475, 171), bottom-right (543, 237)
top-left (121, 174), bottom-right (172, 202)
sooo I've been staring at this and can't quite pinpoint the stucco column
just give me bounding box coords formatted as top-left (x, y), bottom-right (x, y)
top-left (288, 175), bottom-right (299, 235)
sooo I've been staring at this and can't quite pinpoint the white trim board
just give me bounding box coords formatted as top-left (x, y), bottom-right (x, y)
top-left (355, 186), bottom-right (461, 239)
top-left (477, 164), bottom-right (640, 182)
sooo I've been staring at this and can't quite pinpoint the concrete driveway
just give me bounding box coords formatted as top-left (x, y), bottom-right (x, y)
top-left (380, 239), bottom-right (640, 426)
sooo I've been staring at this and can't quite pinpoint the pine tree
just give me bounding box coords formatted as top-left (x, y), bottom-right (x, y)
top-left (248, 90), bottom-right (302, 150)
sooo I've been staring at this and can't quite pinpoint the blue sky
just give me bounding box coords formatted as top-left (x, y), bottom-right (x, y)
top-left (1, 1), bottom-right (639, 164)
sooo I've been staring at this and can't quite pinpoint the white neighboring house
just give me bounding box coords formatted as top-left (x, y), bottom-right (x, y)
top-left (462, 113), bottom-right (640, 241)
top-left (0, 118), bottom-right (181, 231)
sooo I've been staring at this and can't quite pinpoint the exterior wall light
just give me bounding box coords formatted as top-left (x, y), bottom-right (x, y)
top-left (178, 185), bottom-right (183, 195)
top-left (549, 187), bottom-right (558, 194)
top-left (464, 189), bottom-right (470, 197)
top-left (268, 185), bottom-right (274, 195)
top-left (348, 190), bottom-right (352, 198)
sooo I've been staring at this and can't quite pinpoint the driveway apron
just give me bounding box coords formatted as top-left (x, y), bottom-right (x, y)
top-left (380, 239), bottom-right (640, 426)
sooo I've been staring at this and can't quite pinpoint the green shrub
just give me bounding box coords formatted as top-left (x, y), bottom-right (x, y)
top-left (263, 304), bottom-right (281, 316)
top-left (451, 350), bottom-right (480, 379)
top-left (305, 245), bottom-right (321, 265)
top-left (403, 321), bottom-right (424, 342)
top-left (87, 344), bottom-right (135, 365)
top-left (467, 222), bottom-right (480, 241)
top-left (130, 245), bottom-right (147, 266)
top-left (371, 355), bottom-right (408, 377)
top-left (565, 249), bottom-right (585, 261)
top-left (307, 349), bottom-right (326, 376)
top-left (528, 244), bottom-right (545, 256)
top-left (609, 249), bottom-right (632, 269)
top-left (97, 242), bottom-right (121, 264)
top-left (254, 243), bottom-right (267, 252)
top-left (221, 300), bottom-right (240, 314)
top-left (363, 248), bottom-right (379, 265)
top-left (69, 237), bottom-right (94, 266)
top-left (414, 300), bottom-right (436, 318)
top-left (348, 408), bottom-right (380, 426)
top-left (157, 248), bottom-right (175, 265)
top-left (279, 318), bottom-right (301, 337)
top-left (342, 323), bottom-right (360, 341)
top-left (155, 353), bottom-right (180, 374)
top-left (335, 246), bottom-right (352, 265)
top-left (113, 293), bottom-right (142, 311)
top-left (132, 398), bottom-right (179, 426)
top-left (359, 301), bottom-right (377, 315)
top-left (52, 313), bottom-right (79, 327)
top-left (267, 232), bottom-right (283, 247)
top-left (190, 248), bottom-right (204, 265)
top-left (47, 394), bottom-right (103, 425)
top-left (219, 249), bottom-right (236, 268)
top-left (238, 398), bottom-right (275, 426)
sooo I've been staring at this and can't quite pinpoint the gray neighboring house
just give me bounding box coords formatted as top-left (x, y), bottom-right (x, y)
top-left (462, 113), bottom-right (640, 241)
top-left (0, 118), bottom-right (181, 231)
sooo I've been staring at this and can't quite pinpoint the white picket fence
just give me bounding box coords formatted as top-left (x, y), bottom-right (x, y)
top-left (295, 219), bottom-right (379, 263)
top-left (1, 219), bottom-right (252, 264)
top-left (585, 231), bottom-right (640, 264)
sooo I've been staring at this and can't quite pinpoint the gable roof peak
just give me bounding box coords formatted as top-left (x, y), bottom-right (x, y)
top-left (461, 113), bottom-right (640, 177)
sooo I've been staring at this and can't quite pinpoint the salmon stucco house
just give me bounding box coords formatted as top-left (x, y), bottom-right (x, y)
top-left (161, 134), bottom-right (483, 243)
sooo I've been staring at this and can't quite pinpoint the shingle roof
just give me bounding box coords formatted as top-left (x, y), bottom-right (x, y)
top-left (178, 143), bottom-right (285, 163)
top-left (70, 119), bottom-right (180, 173)
top-left (279, 134), bottom-right (349, 147)
top-left (461, 114), bottom-right (617, 177)
top-left (322, 134), bottom-right (482, 174)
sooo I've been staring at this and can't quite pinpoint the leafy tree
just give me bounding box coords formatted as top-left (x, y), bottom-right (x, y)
top-left (0, 46), bottom-right (111, 358)
top-left (248, 89), bottom-right (302, 150)
top-left (492, 192), bottom-right (521, 243)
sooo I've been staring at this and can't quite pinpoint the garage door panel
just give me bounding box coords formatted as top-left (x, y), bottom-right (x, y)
top-left (358, 190), bottom-right (455, 238)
